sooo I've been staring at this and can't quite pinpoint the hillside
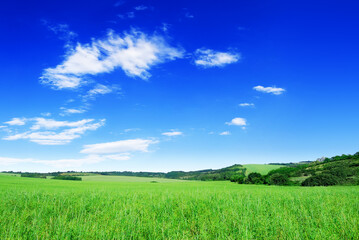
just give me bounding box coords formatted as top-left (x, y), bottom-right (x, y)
top-left (264, 152), bottom-right (359, 186)
top-left (243, 164), bottom-right (282, 175)
top-left (165, 164), bottom-right (247, 180)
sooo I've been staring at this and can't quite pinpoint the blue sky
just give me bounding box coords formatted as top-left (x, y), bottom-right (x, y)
top-left (1, 0), bottom-right (359, 172)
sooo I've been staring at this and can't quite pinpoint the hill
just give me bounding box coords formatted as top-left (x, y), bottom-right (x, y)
top-left (165, 164), bottom-right (247, 180)
top-left (243, 164), bottom-right (282, 175)
top-left (263, 152), bottom-right (359, 186)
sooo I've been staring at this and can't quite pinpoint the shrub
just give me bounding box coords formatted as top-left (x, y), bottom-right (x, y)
top-left (21, 173), bottom-right (46, 179)
top-left (230, 175), bottom-right (244, 184)
top-left (301, 174), bottom-right (339, 186)
top-left (246, 172), bottom-right (264, 184)
top-left (268, 173), bottom-right (289, 186)
top-left (52, 175), bottom-right (82, 181)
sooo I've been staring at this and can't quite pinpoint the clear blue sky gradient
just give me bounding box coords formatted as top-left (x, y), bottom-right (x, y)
top-left (1, 0), bottom-right (359, 172)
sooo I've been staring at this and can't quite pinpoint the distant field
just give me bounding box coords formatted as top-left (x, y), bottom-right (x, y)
top-left (0, 172), bottom-right (20, 177)
top-left (80, 175), bottom-right (186, 182)
top-left (0, 174), bottom-right (358, 239)
top-left (243, 164), bottom-right (282, 175)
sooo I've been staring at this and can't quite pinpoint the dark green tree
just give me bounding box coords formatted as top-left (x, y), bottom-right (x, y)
top-left (268, 173), bottom-right (289, 186)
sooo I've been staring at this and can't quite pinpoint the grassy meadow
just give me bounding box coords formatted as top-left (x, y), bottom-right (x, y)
top-left (1, 174), bottom-right (359, 239)
top-left (242, 164), bottom-right (282, 175)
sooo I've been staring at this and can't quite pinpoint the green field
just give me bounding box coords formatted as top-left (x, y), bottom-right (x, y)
top-left (80, 175), bottom-right (186, 182)
top-left (243, 164), bottom-right (282, 175)
top-left (1, 174), bottom-right (358, 239)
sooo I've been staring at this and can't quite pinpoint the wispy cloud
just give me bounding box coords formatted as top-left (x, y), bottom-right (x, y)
top-left (60, 107), bottom-right (86, 115)
top-left (239, 103), bottom-right (255, 107)
top-left (81, 139), bottom-right (158, 154)
top-left (253, 85), bottom-right (285, 95)
top-left (162, 131), bottom-right (183, 136)
top-left (3, 117), bottom-right (105, 145)
top-left (127, 12), bottom-right (135, 18)
top-left (83, 84), bottom-right (119, 100)
top-left (185, 12), bottom-right (194, 18)
top-left (226, 117), bottom-right (247, 126)
top-left (41, 112), bottom-right (52, 117)
top-left (114, 0), bottom-right (125, 7)
top-left (161, 23), bottom-right (170, 32)
top-left (194, 49), bottom-right (240, 67)
top-left (124, 128), bottom-right (141, 133)
top-left (40, 30), bottom-right (184, 89)
top-left (134, 5), bottom-right (148, 11)
top-left (42, 20), bottom-right (77, 47)
top-left (0, 138), bottom-right (157, 169)
top-left (219, 131), bottom-right (231, 135)
top-left (5, 118), bottom-right (27, 126)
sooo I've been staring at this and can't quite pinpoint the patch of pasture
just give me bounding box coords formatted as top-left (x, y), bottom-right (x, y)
top-left (243, 164), bottom-right (282, 175)
top-left (80, 175), bottom-right (187, 182)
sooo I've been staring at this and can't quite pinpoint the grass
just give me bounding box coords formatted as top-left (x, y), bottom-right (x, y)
top-left (243, 164), bottom-right (282, 175)
top-left (80, 175), bottom-right (186, 182)
top-left (0, 174), bottom-right (358, 239)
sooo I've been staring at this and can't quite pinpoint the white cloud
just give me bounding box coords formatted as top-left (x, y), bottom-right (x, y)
top-left (81, 139), bottom-right (158, 154)
top-left (161, 23), bottom-right (170, 32)
top-left (40, 30), bottom-right (184, 89)
top-left (5, 118), bottom-right (27, 126)
top-left (219, 131), bottom-right (231, 135)
top-left (30, 118), bottom-right (93, 130)
top-left (3, 118), bottom-right (105, 145)
top-left (162, 131), bottom-right (183, 136)
top-left (41, 112), bottom-right (52, 117)
top-left (60, 108), bottom-right (86, 115)
top-left (1, 133), bottom-right (157, 168)
top-left (185, 12), bottom-right (194, 18)
top-left (226, 117), bottom-right (247, 126)
top-left (253, 85), bottom-right (285, 95)
top-left (194, 49), bottom-right (240, 67)
top-left (239, 103), bottom-right (255, 107)
top-left (134, 5), bottom-right (147, 10)
top-left (127, 12), bottom-right (135, 18)
top-left (42, 20), bottom-right (77, 43)
top-left (124, 128), bottom-right (141, 132)
top-left (83, 84), bottom-right (119, 100)
top-left (114, 1), bottom-right (125, 7)
top-left (0, 154), bottom-right (130, 168)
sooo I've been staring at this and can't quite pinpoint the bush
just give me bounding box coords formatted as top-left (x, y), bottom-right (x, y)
top-left (301, 174), bottom-right (339, 186)
top-left (268, 173), bottom-right (289, 186)
top-left (52, 175), bottom-right (82, 181)
top-left (21, 173), bottom-right (46, 179)
top-left (246, 172), bottom-right (264, 184)
top-left (230, 175), bottom-right (244, 184)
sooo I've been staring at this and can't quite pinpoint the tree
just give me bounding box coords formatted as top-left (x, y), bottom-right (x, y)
top-left (247, 172), bottom-right (263, 184)
top-left (268, 173), bottom-right (289, 186)
top-left (301, 174), bottom-right (339, 186)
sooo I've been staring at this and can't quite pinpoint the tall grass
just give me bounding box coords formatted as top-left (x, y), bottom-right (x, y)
top-left (0, 174), bottom-right (358, 239)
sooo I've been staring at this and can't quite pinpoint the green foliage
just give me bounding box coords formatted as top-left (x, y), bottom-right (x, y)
top-left (52, 175), bottom-right (82, 181)
top-left (268, 173), bottom-right (290, 186)
top-left (165, 164), bottom-right (246, 181)
top-left (301, 174), bottom-right (339, 186)
top-left (246, 172), bottom-right (264, 184)
top-left (264, 151), bottom-right (359, 186)
top-left (230, 175), bottom-right (244, 184)
top-left (21, 173), bottom-right (46, 179)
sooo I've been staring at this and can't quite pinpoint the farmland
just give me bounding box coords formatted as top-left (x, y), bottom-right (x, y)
top-left (242, 164), bottom-right (282, 175)
top-left (1, 174), bottom-right (359, 239)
